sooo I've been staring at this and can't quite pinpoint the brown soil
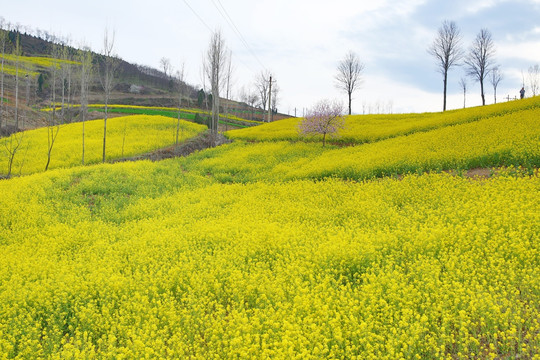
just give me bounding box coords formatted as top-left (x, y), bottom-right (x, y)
top-left (113, 131), bottom-right (231, 163)
top-left (445, 168), bottom-right (493, 179)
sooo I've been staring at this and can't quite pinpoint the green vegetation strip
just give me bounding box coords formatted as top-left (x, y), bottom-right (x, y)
top-left (89, 108), bottom-right (250, 128)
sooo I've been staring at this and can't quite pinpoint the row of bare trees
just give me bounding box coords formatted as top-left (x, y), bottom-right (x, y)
top-left (0, 22), bottom-right (124, 177)
top-left (1, 23), bottom-right (27, 177)
top-left (429, 21), bottom-right (509, 110)
top-left (332, 21), bottom-right (538, 115)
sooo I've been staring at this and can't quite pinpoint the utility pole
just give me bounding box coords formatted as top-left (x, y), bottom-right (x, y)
top-left (267, 75), bottom-right (272, 122)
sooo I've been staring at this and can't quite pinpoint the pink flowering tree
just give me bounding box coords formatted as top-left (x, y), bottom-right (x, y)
top-left (298, 100), bottom-right (345, 147)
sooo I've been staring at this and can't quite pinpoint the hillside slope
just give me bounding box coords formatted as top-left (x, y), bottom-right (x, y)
top-left (0, 31), bottom-right (289, 124)
top-left (0, 99), bottom-right (538, 359)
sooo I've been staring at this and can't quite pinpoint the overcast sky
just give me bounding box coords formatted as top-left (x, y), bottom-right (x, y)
top-left (1, 0), bottom-right (539, 115)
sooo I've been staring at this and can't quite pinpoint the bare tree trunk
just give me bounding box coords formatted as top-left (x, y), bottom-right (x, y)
top-left (24, 74), bottom-right (30, 128)
top-left (100, 28), bottom-right (117, 163)
top-left (267, 75), bottom-right (272, 122)
top-left (4, 132), bottom-right (24, 178)
top-left (175, 63), bottom-right (185, 146)
top-left (61, 65), bottom-right (65, 121)
top-left (79, 48), bottom-right (92, 165)
top-left (0, 30), bottom-right (6, 131)
top-left (67, 63), bottom-right (72, 122)
top-left (45, 52), bottom-right (60, 172)
top-left (225, 50), bottom-right (233, 118)
top-left (14, 36), bottom-right (20, 130)
top-left (103, 88), bottom-right (108, 163)
top-left (443, 73), bottom-right (448, 111)
top-left (205, 30), bottom-right (228, 146)
top-left (82, 115), bottom-right (85, 165)
top-left (480, 81), bottom-right (485, 106)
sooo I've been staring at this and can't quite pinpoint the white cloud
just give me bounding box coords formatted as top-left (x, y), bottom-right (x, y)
top-left (498, 40), bottom-right (540, 63)
top-left (465, 0), bottom-right (501, 14)
top-left (0, 0), bottom-right (538, 114)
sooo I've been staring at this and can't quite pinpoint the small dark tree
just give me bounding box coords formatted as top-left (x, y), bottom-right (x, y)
top-left (197, 89), bottom-right (205, 108)
top-left (37, 73), bottom-right (44, 95)
top-left (298, 100), bottom-right (345, 147)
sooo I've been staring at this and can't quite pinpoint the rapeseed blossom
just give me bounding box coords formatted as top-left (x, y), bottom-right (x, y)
top-left (0, 169), bottom-right (538, 359)
top-left (0, 115), bottom-right (206, 175)
top-left (227, 96), bottom-right (540, 144)
top-left (0, 96), bottom-right (539, 359)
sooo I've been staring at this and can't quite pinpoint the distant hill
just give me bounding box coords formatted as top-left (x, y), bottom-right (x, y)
top-left (2, 29), bottom-right (290, 122)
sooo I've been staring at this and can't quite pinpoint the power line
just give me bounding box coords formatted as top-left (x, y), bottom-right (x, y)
top-left (182, 0), bottom-right (212, 32)
top-left (211, 0), bottom-right (267, 70)
top-left (182, 0), bottom-right (264, 79)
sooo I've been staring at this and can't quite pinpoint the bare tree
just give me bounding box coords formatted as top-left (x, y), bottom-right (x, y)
top-left (59, 45), bottom-right (69, 122)
top-left (224, 50), bottom-right (234, 117)
top-left (271, 82), bottom-right (280, 118)
top-left (79, 47), bottom-right (93, 165)
top-left (65, 46), bottom-right (74, 122)
top-left (204, 30), bottom-right (228, 144)
top-left (428, 20), bottom-right (463, 111)
top-left (239, 85), bottom-right (258, 120)
top-left (24, 71), bottom-right (31, 128)
top-left (490, 66), bottom-right (503, 104)
top-left (459, 77), bottom-right (467, 108)
top-left (0, 24), bottom-right (8, 131)
top-left (175, 63), bottom-right (185, 146)
top-left (255, 70), bottom-right (270, 111)
top-left (225, 50), bottom-right (234, 100)
top-left (3, 132), bottom-right (24, 177)
top-left (13, 32), bottom-right (21, 129)
top-left (99, 28), bottom-right (118, 163)
top-left (464, 28), bottom-right (496, 106)
top-left (335, 51), bottom-right (364, 115)
top-left (298, 99), bottom-right (345, 147)
top-left (160, 57), bottom-right (172, 79)
top-left (528, 64), bottom-right (539, 96)
top-left (45, 46), bottom-right (61, 172)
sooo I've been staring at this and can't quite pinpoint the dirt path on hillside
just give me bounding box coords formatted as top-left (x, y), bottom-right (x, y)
top-left (113, 131), bottom-right (231, 163)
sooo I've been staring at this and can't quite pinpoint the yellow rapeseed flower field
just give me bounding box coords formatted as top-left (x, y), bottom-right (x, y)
top-left (226, 96), bottom-right (540, 144)
top-left (183, 105), bottom-right (540, 182)
top-left (0, 115), bottom-right (206, 175)
top-left (0, 64), bottom-right (39, 78)
top-left (0, 97), bottom-right (539, 359)
top-left (0, 54), bottom-right (80, 69)
top-left (41, 104), bottom-right (263, 124)
top-left (0, 166), bottom-right (538, 359)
